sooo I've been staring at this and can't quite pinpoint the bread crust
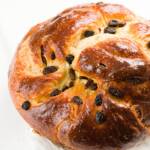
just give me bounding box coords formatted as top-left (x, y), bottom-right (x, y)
top-left (8, 2), bottom-right (150, 150)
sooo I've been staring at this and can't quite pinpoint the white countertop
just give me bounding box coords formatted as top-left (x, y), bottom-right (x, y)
top-left (0, 0), bottom-right (150, 149)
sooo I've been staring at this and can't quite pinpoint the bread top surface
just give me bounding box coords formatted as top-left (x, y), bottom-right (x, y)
top-left (8, 2), bottom-right (150, 150)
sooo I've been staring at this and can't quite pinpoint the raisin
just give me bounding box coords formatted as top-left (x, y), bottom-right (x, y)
top-left (126, 76), bottom-right (144, 84)
top-left (96, 111), bottom-right (106, 124)
top-left (66, 54), bottom-right (74, 64)
top-left (104, 27), bottom-right (116, 34)
top-left (72, 96), bottom-right (83, 105)
top-left (108, 87), bottom-right (124, 99)
top-left (85, 79), bottom-right (97, 90)
top-left (118, 22), bottom-right (126, 27)
top-left (69, 81), bottom-right (74, 87)
top-left (51, 51), bottom-right (56, 60)
top-left (108, 20), bottom-right (119, 27)
top-left (40, 45), bottom-right (47, 65)
top-left (69, 68), bottom-right (76, 80)
top-left (108, 20), bottom-right (126, 27)
top-left (43, 66), bottom-right (58, 75)
top-left (95, 94), bottom-right (103, 106)
top-left (22, 101), bottom-right (31, 110)
top-left (79, 76), bottom-right (88, 80)
top-left (147, 41), bottom-right (150, 48)
top-left (84, 30), bottom-right (95, 37)
top-left (50, 89), bottom-right (61, 96)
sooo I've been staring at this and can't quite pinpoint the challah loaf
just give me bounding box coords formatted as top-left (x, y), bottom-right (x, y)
top-left (8, 2), bottom-right (150, 150)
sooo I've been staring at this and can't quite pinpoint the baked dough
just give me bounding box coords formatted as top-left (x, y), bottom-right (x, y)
top-left (8, 2), bottom-right (150, 150)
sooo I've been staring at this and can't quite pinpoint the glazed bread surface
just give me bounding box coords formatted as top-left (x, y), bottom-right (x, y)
top-left (8, 2), bottom-right (150, 150)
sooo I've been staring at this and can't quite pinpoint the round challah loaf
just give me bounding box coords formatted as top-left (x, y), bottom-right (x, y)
top-left (8, 2), bottom-right (150, 150)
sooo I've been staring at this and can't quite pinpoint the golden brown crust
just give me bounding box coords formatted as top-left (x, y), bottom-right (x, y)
top-left (8, 2), bottom-right (150, 150)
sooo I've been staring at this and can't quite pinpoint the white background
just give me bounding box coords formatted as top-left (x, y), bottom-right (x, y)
top-left (0, 0), bottom-right (150, 150)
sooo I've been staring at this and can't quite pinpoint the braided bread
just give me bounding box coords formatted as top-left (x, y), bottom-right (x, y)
top-left (8, 2), bottom-right (150, 150)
